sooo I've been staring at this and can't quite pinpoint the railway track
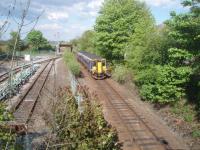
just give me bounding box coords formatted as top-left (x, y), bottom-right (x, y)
top-left (96, 79), bottom-right (172, 150)
top-left (13, 60), bottom-right (54, 127)
top-left (0, 57), bottom-right (59, 83)
top-left (0, 69), bottom-right (18, 83)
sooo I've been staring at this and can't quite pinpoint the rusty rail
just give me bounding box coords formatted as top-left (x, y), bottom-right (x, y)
top-left (4, 60), bottom-right (54, 134)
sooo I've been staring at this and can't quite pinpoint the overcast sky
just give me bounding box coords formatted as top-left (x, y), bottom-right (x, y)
top-left (0, 0), bottom-right (188, 41)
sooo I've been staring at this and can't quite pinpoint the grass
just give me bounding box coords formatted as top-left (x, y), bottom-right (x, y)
top-left (171, 99), bottom-right (196, 123)
top-left (192, 129), bottom-right (200, 138)
top-left (63, 51), bottom-right (80, 77)
top-left (0, 45), bottom-right (7, 53)
top-left (112, 65), bottom-right (130, 84)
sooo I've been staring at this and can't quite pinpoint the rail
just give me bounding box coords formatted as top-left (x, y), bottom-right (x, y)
top-left (96, 79), bottom-right (172, 150)
top-left (1, 61), bottom-right (54, 134)
top-left (0, 56), bottom-right (60, 83)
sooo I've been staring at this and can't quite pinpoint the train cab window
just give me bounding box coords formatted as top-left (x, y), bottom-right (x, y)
top-left (102, 60), bottom-right (106, 66)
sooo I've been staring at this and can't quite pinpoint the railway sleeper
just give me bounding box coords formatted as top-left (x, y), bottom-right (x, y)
top-left (134, 136), bottom-right (169, 148)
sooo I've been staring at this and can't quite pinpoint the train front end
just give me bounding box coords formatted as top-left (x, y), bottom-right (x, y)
top-left (77, 51), bottom-right (111, 80)
top-left (91, 59), bottom-right (109, 80)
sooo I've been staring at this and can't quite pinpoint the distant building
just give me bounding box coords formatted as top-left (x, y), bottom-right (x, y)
top-left (56, 42), bottom-right (73, 54)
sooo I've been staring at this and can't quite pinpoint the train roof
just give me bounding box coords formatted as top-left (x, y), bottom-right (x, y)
top-left (78, 51), bottom-right (103, 60)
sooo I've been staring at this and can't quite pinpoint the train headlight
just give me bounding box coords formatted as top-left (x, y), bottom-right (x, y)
top-left (92, 66), bottom-right (97, 73)
top-left (103, 66), bottom-right (107, 72)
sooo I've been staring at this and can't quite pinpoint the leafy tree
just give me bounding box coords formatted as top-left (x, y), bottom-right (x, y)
top-left (136, 65), bottom-right (191, 104)
top-left (26, 30), bottom-right (51, 51)
top-left (136, 0), bottom-right (200, 104)
top-left (70, 30), bottom-right (96, 53)
top-left (182, 0), bottom-right (200, 15)
top-left (95, 0), bottom-right (155, 63)
top-left (164, 0), bottom-right (200, 105)
top-left (7, 31), bottom-right (23, 53)
top-left (94, 0), bottom-right (200, 104)
top-left (165, 12), bottom-right (199, 55)
top-left (125, 9), bottom-right (158, 69)
top-left (78, 30), bottom-right (96, 53)
top-left (69, 38), bottom-right (80, 52)
top-left (70, 38), bottom-right (79, 48)
top-left (165, 0), bottom-right (200, 67)
top-left (70, 0), bottom-right (200, 106)
top-left (27, 30), bottom-right (42, 50)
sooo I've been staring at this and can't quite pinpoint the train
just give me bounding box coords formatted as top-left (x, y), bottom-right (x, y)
top-left (76, 51), bottom-right (111, 79)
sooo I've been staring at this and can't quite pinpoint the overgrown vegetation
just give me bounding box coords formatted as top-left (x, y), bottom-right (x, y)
top-left (112, 65), bottom-right (130, 84)
top-left (70, 30), bottom-right (96, 54)
top-left (26, 30), bottom-right (53, 51)
top-left (70, 0), bottom-right (200, 138)
top-left (7, 31), bottom-right (24, 54)
top-left (1, 30), bottom-right (53, 57)
top-left (0, 41), bottom-right (8, 54)
top-left (171, 99), bottom-right (197, 123)
top-left (136, 65), bottom-right (192, 103)
top-left (51, 87), bottom-right (120, 150)
top-left (63, 51), bottom-right (80, 76)
top-left (0, 104), bottom-right (16, 149)
top-left (72, 0), bottom-right (200, 106)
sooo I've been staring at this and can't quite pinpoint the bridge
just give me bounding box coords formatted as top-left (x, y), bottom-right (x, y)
top-left (56, 43), bottom-right (73, 54)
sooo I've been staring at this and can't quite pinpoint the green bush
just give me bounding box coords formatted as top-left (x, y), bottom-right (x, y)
top-left (192, 129), bottom-right (200, 138)
top-left (68, 61), bottom-right (80, 77)
top-left (54, 87), bottom-right (120, 150)
top-left (0, 103), bottom-right (16, 149)
top-left (136, 65), bottom-right (192, 104)
top-left (63, 51), bottom-right (80, 77)
top-left (113, 65), bottom-right (130, 84)
top-left (168, 48), bottom-right (193, 66)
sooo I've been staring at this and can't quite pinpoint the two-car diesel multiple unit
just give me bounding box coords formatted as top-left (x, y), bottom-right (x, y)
top-left (77, 51), bottom-right (110, 79)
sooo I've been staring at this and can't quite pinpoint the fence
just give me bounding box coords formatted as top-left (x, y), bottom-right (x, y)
top-left (69, 72), bottom-right (84, 114)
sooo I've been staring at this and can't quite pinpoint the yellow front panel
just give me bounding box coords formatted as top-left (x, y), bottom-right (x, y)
top-left (97, 62), bottom-right (102, 74)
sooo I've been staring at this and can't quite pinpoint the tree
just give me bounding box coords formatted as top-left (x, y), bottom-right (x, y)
top-left (135, 0), bottom-right (200, 104)
top-left (165, 3), bottom-right (200, 69)
top-left (164, 0), bottom-right (200, 105)
top-left (125, 9), bottom-right (157, 69)
top-left (69, 30), bottom-right (96, 53)
top-left (182, 0), bottom-right (200, 15)
top-left (7, 31), bottom-right (23, 53)
top-left (26, 30), bottom-right (50, 50)
top-left (95, 0), bottom-right (155, 63)
top-left (78, 30), bottom-right (96, 53)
